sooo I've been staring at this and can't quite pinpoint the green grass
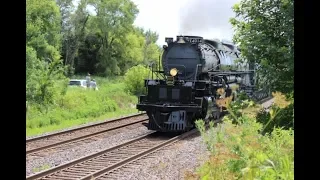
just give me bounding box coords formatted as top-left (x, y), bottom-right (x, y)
top-left (191, 119), bottom-right (293, 180)
top-left (26, 76), bottom-right (140, 137)
top-left (32, 164), bottom-right (51, 173)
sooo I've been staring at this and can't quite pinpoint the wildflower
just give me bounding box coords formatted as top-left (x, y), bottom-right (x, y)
top-left (272, 92), bottom-right (291, 109)
top-left (217, 88), bottom-right (225, 95)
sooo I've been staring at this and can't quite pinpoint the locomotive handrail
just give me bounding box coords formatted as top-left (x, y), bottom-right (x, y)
top-left (207, 64), bottom-right (221, 72)
top-left (148, 62), bottom-right (165, 80)
top-left (194, 64), bottom-right (202, 83)
top-left (150, 62), bottom-right (155, 80)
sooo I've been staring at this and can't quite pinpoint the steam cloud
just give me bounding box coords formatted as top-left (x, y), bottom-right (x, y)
top-left (178, 0), bottom-right (239, 41)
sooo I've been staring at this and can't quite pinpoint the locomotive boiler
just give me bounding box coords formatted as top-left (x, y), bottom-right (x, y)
top-left (136, 35), bottom-right (257, 132)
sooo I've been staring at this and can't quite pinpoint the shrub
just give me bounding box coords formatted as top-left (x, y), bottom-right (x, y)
top-left (190, 91), bottom-right (294, 180)
top-left (256, 92), bottom-right (294, 134)
top-left (124, 64), bottom-right (151, 95)
top-left (194, 117), bottom-right (294, 180)
top-left (26, 45), bottom-right (68, 107)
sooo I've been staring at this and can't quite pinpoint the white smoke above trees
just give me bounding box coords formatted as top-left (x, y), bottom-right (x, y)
top-left (178, 0), bottom-right (240, 41)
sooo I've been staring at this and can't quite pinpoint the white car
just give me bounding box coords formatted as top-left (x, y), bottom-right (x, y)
top-left (68, 79), bottom-right (88, 88)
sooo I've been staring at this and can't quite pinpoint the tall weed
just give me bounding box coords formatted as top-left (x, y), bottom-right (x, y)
top-left (257, 92), bottom-right (294, 134)
top-left (194, 117), bottom-right (293, 179)
top-left (189, 92), bottom-right (294, 180)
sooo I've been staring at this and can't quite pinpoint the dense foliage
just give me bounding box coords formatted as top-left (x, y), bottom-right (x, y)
top-left (124, 65), bottom-right (152, 96)
top-left (228, 0), bottom-right (294, 135)
top-left (193, 112), bottom-right (293, 179)
top-left (189, 91), bottom-right (294, 180)
top-left (230, 0), bottom-right (294, 94)
top-left (26, 0), bottom-right (161, 107)
top-left (187, 0), bottom-right (294, 179)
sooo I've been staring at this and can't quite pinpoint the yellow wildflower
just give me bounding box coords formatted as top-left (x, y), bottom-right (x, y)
top-left (272, 91), bottom-right (291, 109)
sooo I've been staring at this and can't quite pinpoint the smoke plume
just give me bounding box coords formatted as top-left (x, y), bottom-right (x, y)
top-left (178, 0), bottom-right (239, 41)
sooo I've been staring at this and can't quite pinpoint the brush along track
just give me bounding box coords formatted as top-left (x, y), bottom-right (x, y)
top-left (26, 113), bottom-right (147, 156)
top-left (94, 98), bottom-right (274, 179)
top-left (26, 129), bottom-right (199, 180)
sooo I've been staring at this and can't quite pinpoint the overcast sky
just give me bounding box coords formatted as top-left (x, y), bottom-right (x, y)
top-left (78, 0), bottom-right (240, 46)
top-left (132, 0), bottom-right (240, 45)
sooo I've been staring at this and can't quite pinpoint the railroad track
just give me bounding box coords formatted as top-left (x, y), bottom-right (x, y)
top-left (26, 113), bottom-right (148, 156)
top-left (26, 97), bottom-right (273, 179)
top-left (26, 129), bottom-right (199, 180)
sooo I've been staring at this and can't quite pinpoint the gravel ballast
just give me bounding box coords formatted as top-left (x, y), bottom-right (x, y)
top-left (97, 99), bottom-right (275, 179)
top-left (26, 126), bottom-right (151, 176)
top-left (98, 133), bottom-right (210, 180)
top-left (26, 99), bottom-right (274, 178)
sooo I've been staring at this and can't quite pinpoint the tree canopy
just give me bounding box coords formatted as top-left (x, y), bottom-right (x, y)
top-left (230, 0), bottom-right (294, 94)
top-left (26, 0), bottom-right (161, 106)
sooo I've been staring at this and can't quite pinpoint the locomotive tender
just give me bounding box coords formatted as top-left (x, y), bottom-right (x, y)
top-left (136, 35), bottom-right (257, 132)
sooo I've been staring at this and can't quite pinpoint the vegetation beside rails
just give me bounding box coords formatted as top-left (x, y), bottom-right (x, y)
top-left (186, 92), bottom-right (294, 180)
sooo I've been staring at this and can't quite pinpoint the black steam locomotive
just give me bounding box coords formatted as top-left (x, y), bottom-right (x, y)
top-left (137, 35), bottom-right (265, 132)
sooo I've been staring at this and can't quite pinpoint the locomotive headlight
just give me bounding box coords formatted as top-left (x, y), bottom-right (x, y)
top-left (170, 68), bottom-right (178, 76)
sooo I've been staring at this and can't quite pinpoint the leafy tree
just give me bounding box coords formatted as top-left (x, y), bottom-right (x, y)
top-left (26, 0), bottom-right (67, 107)
top-left (56, 0), bottom-right (74, 32)
top-left (87, 0), bottom-right (139, 76)
top-left (143, 29), bottom-right (161, 65)
top-left (56, 0), bottom-right (74, 73)
top-left (230, 0), bottom-right (294, 94)
top-left (26, 0), bottom-right (163, 107)
top-left (118, 29), bottom-right (145, 73)
top-left (27, 0), bottom-right (62, 62)
top-left (61, 0), bottom-right (90, 75)
top-left (76, 34), bottom-right (101, 73)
